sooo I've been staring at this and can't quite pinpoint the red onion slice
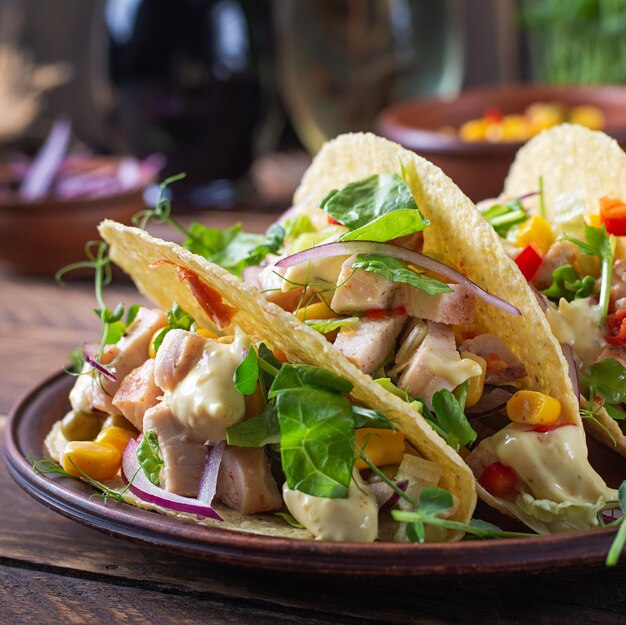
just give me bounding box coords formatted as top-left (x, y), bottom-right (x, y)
top-left (198, 441), bottom-right (225, 506)
top-left (276, 241), bottom-right (521, 316)
top-left (20, 118), bottom-right (72, 201)
top-left (121, 438), bottom-right (223, 521)
top-left (561, 343), bottom-right (580, 403)
top-left (82, 343), bottom-right (117, 382)
top-left (368, 479), bottom-right (408, 512)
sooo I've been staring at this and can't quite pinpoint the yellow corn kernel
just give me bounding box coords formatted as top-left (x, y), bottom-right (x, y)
top-left (354, 428), bottom-right (406, 470)
top-left (526, 102), bottom-right (562, 134)
top-left (516, 215), bottom-right (553, 254)
top-left (506, 390), bottom-right (561, 425)
top-left (570, 105), bottom-right (605, 130)
top-left (459, 119), bottom-right (487, 142)
top-left (585, 213), bottom-right (602, 228)
top-left (197, 328), bottom-right (218, 340)
top-left (61, 441), bottom-right (122, 481)
top-left (460, 352), bottom-right (487, 409)
top-left (95, 426), bottom-right (136, 456)
top-left (500, 114), bottom-right (532, 142)
top-left (295, 301), bottom-right (339, 322)
top-left (148, 328), bottom-right (162, 359)
top-left (245, 384), bottom-right (266, 418)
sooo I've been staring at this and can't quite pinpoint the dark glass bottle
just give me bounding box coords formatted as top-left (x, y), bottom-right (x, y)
top-left (106, 0), bottom-right (265, 207)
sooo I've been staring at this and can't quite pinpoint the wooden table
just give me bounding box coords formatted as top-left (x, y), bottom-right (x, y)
top-left (3, 213), bottom-right (626, 624)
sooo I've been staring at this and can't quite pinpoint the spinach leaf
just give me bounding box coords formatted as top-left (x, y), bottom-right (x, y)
top-left (353, 254), bottom-right (453, 296)
top-left (269, 364), bottom-right (353, 397)
top-left (136, 431), bottom-right (163, 487)
top-left (234, 346), bottom-right (259, 395)
top-left (305, 317), bottom-right (359, 334)
top-left (374, 378), bottom-right (409, 402)
top-left (606, 481), bottom-right (626, 566)
top-left (480, 199), bottom-right (528, 237)
top-left (580, 358), bottom-right (626, 405)
top-left (351, 405), bottom-right (395, 430)
top-left (542, 264), bottom-right (596, 302)
top-left (431, 388), bottom-right (477, 450)
top-left (276, 388), bottom-right (354, 498)
top-left (226, 401), bottom-right (280, 447)
top-left (284, 214), bottom-right (315, 241)
top-left (320, 173), bottom-right (428, 242)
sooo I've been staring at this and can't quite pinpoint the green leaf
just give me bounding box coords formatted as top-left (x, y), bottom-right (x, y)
top-left (542, 264), bottom-right (596, 302)
top-left (341, 209), bottom-right (429, 243)
top-left (246, 224), bottom-right (285, 265)
top-left (227, 401), bottom-right (279, 447)
top-left (269, 364), bottom-right (353, 398)
top-left (68, 347), bottom-right (84, 373)
top-left (605, 404), bottom-right (626, 420)
top-left (305, 317), bottom-right (359, 334)
top-left (352, 254), bottom-right (453, 296)
top-left (234, 347), bottom-right (259, 395)
top-left (125, 304), bottom-right (140, 326)
top-left (480, 199), bottom-right (528, 237)
top-left (374, 378), bottom-right (409, 402)
top-left (152, 302), bottom-right (197, 354)
top-left (351, 405), bottom-right (395, 430)
top-left (284, 214), bottom-right (315, 242)
top-left (320, 173), bottom-right (427, 241)
top-left (418, 487), bottom-right (455, 517)
top-left (277, 388), bottom-right (355, 498)
top-left (136, 431), bottom-right (163, 487)
top-left (431, 388), bottom-right (477, 449)
top-left (102, 320), bottom-right (126, 345)
top-left (606, 481), bottom-right (626, 566)
top-left (274, 511), bottom-right (303, 528)
top-left (581, 359), bottom-right (626, 405)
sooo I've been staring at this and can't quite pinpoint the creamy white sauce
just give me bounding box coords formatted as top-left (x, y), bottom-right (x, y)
top-left (168, 333), bottom-right (249, 443)
top-left (485, 423), bottom-right (611, 504)
top-left (282, 255), bottom-right (348, 293)
top-left (545, 297), bottom-right (606, 365)
top-left (69, 366), bottom-right (94, 414)
top-left (282, 470), bottom-right (378, 542)
top-left (420, 350), bottom-right (483, 387)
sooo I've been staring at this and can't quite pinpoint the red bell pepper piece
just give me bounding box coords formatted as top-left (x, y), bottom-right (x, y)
top-left (478, 462), bottom-right (518, 499)
top-left (606, 309), bottom-right (626, 347)
top-left (514, 243), bottom-right (544, 281)
top-left (600, 196), bottom-right (626, 236)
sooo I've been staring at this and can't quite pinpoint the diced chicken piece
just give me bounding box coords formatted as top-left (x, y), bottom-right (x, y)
top-left (112, 359), bottom-right (162, 431)
top-left (154, 329), bottom-right (207, 392)
top-left (531, 241), bottom-right (578, 290)
top-left (333, 314), bottom-right (406, 374)
top-left (397, 322), bottom-right (459, 407)
top-left (596, 345), bottom-right (626, 368)
top-left (254, 262), bottom-right (309, 312)
top-left (611, 259), bottom-right (626, 312)
top-left (91, 308), bottom-right (167, 414)
top-left (392, 283), bottom-right (475, 325)
top-left (459, 333), bottom-right (527, 385)
top-left (216, 446), bottom-right (282, 514)
top-left (331, 255), bottom-right (398, 314)
top-left (143, 402), bottom-right (207, 497)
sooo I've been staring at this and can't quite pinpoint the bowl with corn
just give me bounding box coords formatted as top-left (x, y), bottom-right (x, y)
top-left (377, 84), bottom-right (626, 202)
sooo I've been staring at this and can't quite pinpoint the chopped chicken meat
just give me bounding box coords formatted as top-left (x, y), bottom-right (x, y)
top-left (112, 359), bottom-right (162, 431)
top-left (459, 334), bottom-right (527, 385)
top-left (392, 283), bottom-right (475, 325)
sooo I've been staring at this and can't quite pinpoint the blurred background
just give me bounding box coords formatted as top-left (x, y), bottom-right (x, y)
top-left (2, 0), bottom-right (626, 273)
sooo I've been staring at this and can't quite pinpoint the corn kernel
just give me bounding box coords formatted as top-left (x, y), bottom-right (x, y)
top-left (585, 213), bottom-right (602, 228)
top-left (460, 352), bottom-right (487, 409)
top-left (570, 105), bottom-right (605, 130)
top-left (295, 301), bottom-right (339, 322)
top-left (459, 119), bottom-right (487, 142)
top-left (500, 114), bottom-right (532, 142)
top-left (61, 441), bottom-right (122, 481)
top-left (506, 390), bottom-right (561, 426)
top-left (95, 426), bottom-right (136, 456)
top-left (197, 328), bottom-right (218, 339)
top-left (354, 428), bottom-right (405, 470)
top-left (148, 329), bottom-right (162, 359)
top-left (516, 215), bottom-right (554, 254)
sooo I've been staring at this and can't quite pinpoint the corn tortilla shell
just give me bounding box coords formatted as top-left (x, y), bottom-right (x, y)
top-left (98, 218), bottom-right (476, 538)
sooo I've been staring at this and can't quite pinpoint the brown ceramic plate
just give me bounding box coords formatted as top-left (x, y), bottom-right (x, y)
top-left (4, 371), bottom-right (626, 577)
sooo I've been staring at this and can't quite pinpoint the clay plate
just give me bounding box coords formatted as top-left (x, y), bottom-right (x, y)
top-left (4, 371), bottom-right (626, 577)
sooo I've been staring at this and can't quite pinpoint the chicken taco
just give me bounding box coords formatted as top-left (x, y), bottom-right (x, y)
top-left (478, 123), bottom-right (626, 464)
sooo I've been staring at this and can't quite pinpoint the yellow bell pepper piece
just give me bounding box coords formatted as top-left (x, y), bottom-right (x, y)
top-left (354, 428), bottom-right (405, 470)
top-left (245, 384), bottom-right (266, 418)
top-left (516, 215), bottom-right (554, 255)
top-left (95, 426), bottom-right (136, 456)
top-left (61, 441), bottom-right (122, 481)
top-left (585, 213), bottom-right (602, 228)
top-left (506, 390), bottom-right (561, 426)
top-left (295, 301), bottom-right (339, 322)
top-left (460, 352), bottom-right (487, 409)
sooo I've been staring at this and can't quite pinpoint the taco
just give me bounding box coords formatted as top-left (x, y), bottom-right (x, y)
top-left (105, 131), bottom-right (615, 536)
top-left (478, 123), bottom-right (626, 462)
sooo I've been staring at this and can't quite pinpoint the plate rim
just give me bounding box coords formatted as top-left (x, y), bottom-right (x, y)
top-left (3, 370), bottom-right (622, 577)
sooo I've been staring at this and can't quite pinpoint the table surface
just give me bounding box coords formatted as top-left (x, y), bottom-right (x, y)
top-left (3, 212), bottom-right (626, 625)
